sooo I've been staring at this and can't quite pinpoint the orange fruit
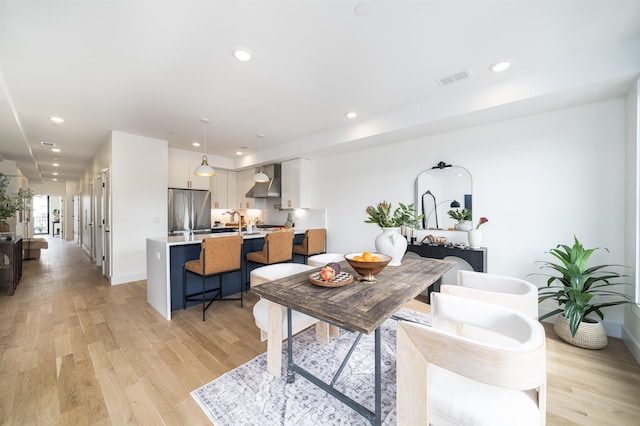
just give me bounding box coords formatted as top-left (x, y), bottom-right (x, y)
top-left (353, 255), bottom-right (363, 261)
top-left (362, 251), bottom-right (373, 262)
top-left (372, 256), bottom-right (380, 262)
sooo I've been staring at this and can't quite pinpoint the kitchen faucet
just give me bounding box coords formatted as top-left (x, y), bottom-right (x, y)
top-left (224, 210), bottom-right (242, 227)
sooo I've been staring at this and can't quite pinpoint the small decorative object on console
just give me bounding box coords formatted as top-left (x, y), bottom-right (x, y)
top-left (423, 235), bottom-right (447, 245)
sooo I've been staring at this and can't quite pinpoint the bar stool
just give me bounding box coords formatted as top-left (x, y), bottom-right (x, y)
top-left (245, 230), bottom-right (294, 288)
top-left (183, 236), bottom-right (243, 321)
top-left (293, 228), bottom-right (326, 264)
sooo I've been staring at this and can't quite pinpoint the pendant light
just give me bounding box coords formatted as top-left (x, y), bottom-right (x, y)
top-left (194, 118), bottom-right (216, 177)
top-left (252, 134), bottom-right (269, 182)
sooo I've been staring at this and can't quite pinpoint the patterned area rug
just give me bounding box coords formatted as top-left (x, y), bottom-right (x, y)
top-left (191, 308), bottom-right (431, 426)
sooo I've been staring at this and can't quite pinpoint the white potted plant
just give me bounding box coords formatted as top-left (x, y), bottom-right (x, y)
top-left (447, 208), bottom-right (472, 231)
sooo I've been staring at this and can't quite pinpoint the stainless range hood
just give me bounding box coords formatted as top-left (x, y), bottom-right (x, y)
top-left (245, 163), bottom-right (281, 198)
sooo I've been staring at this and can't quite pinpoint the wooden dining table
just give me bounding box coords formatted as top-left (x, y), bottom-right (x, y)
top-left (252, 251), bottom-right (454, 425)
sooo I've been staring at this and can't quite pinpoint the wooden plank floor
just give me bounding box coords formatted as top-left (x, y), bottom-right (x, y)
top-left (1, 236), bottom-right (639, 425)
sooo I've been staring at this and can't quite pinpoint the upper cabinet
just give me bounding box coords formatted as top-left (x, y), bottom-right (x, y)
top-left (236, 169), bottom-right (255, 209)
top-left (210, 170), bottom-right (237, 209)
top-left (168, 160), bottom-right (210, 190)
top-left (281, 158), bottom-right (311, 209)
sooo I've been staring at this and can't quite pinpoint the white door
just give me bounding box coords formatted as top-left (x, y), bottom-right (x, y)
top-left (102, 169), bottom-right (112, 280)
top-left (73, 195), bottom-right (79, 244)
top-left (94, 175), bottom-right (103, 267)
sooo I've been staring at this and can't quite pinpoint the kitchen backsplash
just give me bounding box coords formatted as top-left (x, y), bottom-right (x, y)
top-left (211, 208), bottom-right (326, 229)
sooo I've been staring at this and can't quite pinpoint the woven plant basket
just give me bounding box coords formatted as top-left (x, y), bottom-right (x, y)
top-left (554, 315), bottom-right (608, 349)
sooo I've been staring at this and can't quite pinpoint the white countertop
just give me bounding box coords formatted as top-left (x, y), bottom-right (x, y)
top-left (148, 228), bottom-right (306, 246)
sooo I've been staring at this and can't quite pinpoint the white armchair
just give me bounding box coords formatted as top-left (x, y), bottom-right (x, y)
top-left (397, 292), bottom-right (547, 426)
top-left (440, 270), bottom-right (539, 318)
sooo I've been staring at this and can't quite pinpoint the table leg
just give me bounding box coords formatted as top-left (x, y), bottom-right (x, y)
top-left (286, 307), bottom-right (295, 384)
top-left (329, 324), bottom-right (340, 337)
top-left (315, 322), bottom-right (330, 345)
top-left (266, 301), bottom-right (283, 377)
top-left (375, 327), bottom-right (381, 426)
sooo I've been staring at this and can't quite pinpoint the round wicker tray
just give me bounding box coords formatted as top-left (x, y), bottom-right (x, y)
top-left (309, 272), bottom-right (354, 288)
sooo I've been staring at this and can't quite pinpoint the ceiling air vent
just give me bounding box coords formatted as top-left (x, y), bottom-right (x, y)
top-left (40, 141), bottom-right (56, 147)
top-left (436, 68), bottom-right (473, 87)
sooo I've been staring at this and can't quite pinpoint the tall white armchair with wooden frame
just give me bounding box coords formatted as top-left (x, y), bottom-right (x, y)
top-left (397, 292), bottom-right (546, 425)
top-left (440, 270), bottom-right (539, 319)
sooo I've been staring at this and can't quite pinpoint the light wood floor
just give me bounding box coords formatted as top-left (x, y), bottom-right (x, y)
top-left (1, 237), bottom-right (639, 425)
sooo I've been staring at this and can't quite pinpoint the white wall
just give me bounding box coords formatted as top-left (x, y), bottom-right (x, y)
top-left (624, 79), bottom-right (640, 360)
top-left (313, 98), bottom-right (630, 336)
top-left (111, 131), bottom-right (167, 285)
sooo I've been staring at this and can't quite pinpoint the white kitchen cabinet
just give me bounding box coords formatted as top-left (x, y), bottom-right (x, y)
top-left (168, 160), bottom-right (210, 190)
top-left (210, 170), bottom-right (238, 209)
top-left (236, 169), bottom-right (255, 209)
top-left (281, 158), bottom-right (311, 208)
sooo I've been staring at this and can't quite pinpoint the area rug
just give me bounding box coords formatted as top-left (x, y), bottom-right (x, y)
top-left (191, 308), bottom-right (431, 426)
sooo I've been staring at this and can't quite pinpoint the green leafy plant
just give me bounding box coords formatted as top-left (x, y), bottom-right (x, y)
top-left (535, 236), bottom-right (631, 337)
top-left (365, 201), bottom-right (423, 229)
top-left (447, 208), bottom-right (471, 221)
top-left (0, 174), bottom-right (33, 223)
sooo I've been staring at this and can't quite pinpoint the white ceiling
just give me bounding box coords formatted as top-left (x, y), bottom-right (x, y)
top-left (1, 0), bottom-right (639, 183)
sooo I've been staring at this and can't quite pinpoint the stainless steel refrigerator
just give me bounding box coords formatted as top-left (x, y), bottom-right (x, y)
top-left (168, 188), bottom-right (211, 235)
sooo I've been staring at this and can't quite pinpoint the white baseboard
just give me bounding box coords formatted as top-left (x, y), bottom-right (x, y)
top-left (110, 272), bottom-right (146, 285)
top-left (622, 325), bottom-right (640, 364)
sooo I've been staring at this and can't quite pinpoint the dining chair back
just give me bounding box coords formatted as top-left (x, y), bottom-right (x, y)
top-left (396, 292), bottom-right (547, 425)
top-left (441, 270), bottom-right (539, 318)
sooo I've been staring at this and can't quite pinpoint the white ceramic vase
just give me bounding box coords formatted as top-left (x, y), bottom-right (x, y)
top-left (455, 220), bottom-right (472, 231)
top-left (374, 227), bottom-right (407, 266)
top-left (467, 229), bottom-right (482, 248)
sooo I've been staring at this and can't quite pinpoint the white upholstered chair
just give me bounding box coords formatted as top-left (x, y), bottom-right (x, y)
top-left (397, 292), bottom-right (547, 426)
top-left (306, 253), bottom-right (345, 267)
top-left (251, 263), bottom-right (333, 344)
top-left (440, 270), bottom-right (539, 319)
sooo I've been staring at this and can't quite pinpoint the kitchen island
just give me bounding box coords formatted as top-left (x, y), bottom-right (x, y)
top-left (146, 229), bottom-right (305, 319)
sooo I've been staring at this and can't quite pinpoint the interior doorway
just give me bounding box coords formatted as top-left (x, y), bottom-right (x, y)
top-left (32, 195), bottom-right (49, 235)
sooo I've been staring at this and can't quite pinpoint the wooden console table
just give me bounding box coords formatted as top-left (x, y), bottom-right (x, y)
top-left (407, 243), bottom-right (487, 295)
top-left (0, 236), bottom-right (23, 295)
top-left (407, 243), bottom-right (487, 272)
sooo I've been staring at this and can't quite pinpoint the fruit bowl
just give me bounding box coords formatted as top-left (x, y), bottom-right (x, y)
top-left (344, 252), bottom-right (392, 282)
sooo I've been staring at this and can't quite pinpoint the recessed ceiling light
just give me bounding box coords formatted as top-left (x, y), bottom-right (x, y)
top-left (233, 48), bottom-right (253, 62)
top-left (489, 61), bottom-right (511, 72)
top-left (345, 112), bottom-right (358, 119)
top-left (52, 172), bottom-right (59, 176)
top-left (192, 142), bottom-right (200, 147)
top-left (49, 116), bottom-right (64, 123)
top-left (52, 178), bottom-right (58, 181)
top-left (51, 148), bottom-right (61, 153)
top-left (52, 163), bottom-right (59, 167)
